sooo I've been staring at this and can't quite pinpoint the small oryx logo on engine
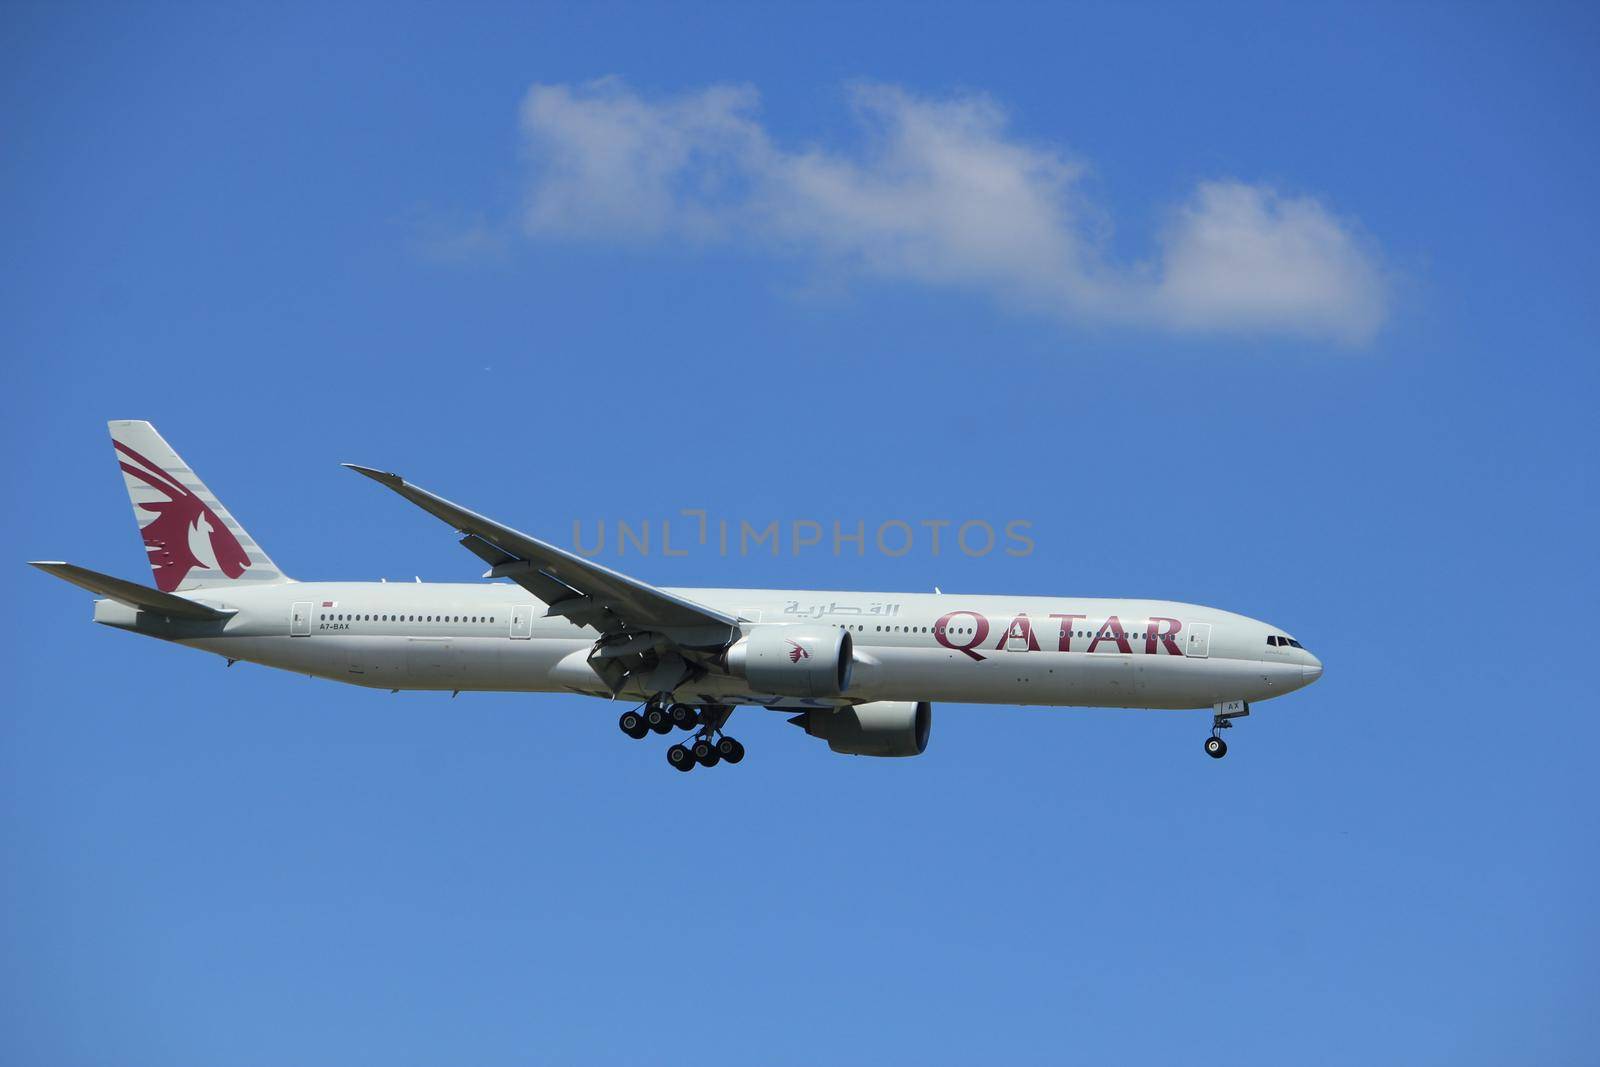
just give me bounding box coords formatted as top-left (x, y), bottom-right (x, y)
top-left (786, 639), bottom-right (810, 663)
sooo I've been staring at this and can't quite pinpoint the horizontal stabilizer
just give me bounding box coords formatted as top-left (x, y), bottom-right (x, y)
top-left (28, 561), bottom-right (234, 621)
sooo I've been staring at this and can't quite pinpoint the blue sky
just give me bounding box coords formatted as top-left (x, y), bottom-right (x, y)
top-left (3, 2), bottom-right (1597, 1063)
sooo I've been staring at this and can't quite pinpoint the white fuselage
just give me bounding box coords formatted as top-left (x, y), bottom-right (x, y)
top-left (94, 581), bottom-right (1322, 712)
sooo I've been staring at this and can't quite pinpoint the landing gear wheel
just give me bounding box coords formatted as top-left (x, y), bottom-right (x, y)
top-left (667, 744), bottom-right (695, 772)
top-left (1205, 736), bottom-right (1228, 759)
top-left (646, 705), bottom-right (673, 735)
top-left (669, 703), bottom-right (699, 731)
top-left (716, 737), bottom-right (745, 764)
top-left (691, 737), bottom-right (720, 767)
top-left (618, 709), bottom-right (648, 740)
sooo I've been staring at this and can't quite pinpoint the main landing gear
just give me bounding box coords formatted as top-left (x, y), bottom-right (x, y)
top-left (618, 701), bottom-right (745, 772)
top-left (1205, 700), bottom-right (1249, 759)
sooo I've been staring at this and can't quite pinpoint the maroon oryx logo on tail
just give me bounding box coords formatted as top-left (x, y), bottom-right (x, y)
top-left (115, 441), bottom-right (250, 591)
top-left (787, 639), bottom-right (810, 663)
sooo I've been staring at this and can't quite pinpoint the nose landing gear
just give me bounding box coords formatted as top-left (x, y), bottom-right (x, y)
top-left (1205, 700), bottom-right (1249, 759)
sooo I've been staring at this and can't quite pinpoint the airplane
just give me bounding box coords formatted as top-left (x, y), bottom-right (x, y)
top-left (31, 421), bottom-right (1323, 770)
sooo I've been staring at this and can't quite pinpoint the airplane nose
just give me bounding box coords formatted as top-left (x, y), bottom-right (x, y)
top-left (1303, 658), bottom-right (1324, 684)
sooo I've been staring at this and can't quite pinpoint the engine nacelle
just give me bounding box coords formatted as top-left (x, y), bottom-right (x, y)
top-left (792, 701), bottom-right (932, 757)
top-left (725, 625), bottom-right (853, 698)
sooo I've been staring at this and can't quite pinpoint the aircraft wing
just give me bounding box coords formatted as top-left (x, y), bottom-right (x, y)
top-left (344, 464), bottom-right (738, 695)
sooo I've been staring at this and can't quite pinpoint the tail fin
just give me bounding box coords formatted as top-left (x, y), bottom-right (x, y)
top-left (109, 420), bottom-right (290, 591)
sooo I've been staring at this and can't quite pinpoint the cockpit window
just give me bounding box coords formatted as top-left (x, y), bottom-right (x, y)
top-left (1267, 635), bottom-right (1280, 646)
top-left (1288, 638), bottom-right (1303, 649)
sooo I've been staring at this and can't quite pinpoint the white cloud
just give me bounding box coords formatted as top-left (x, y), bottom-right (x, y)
top-left (1152, 181), bottom-right (1387, 342)
top-left (517, 78), bottom-right (1387, 342)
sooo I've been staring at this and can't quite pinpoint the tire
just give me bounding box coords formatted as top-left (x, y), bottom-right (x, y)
top-left (669, 703), bottom-right (699, 731)
top-left (717, 737), bottom-right (745, 764)
top-left (667, 744), bottom-right (695, 772)
top-left (1205, 736), bottom-right (1227, 759)
top-left (619, 711), bottom-right (645, 739)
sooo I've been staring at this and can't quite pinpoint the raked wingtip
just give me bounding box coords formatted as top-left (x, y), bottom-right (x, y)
top-left (342, 463), bottom-right (403, 486)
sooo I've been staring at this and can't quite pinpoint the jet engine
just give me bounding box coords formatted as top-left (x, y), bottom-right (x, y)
top-left (724, 624), bottom-right (853, 698)
top-left (790, 701), bottom-right (932, 757)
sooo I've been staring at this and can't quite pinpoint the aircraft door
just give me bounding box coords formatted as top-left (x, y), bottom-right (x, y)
top-left (290, 601), bottom-right (312, 637)
top-left (1185, 622), bottom-right (1212, 659)
top-left (999, 615), bottom-right (1033, 651)
top-left (509, 605), bottom-right (534, 639)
